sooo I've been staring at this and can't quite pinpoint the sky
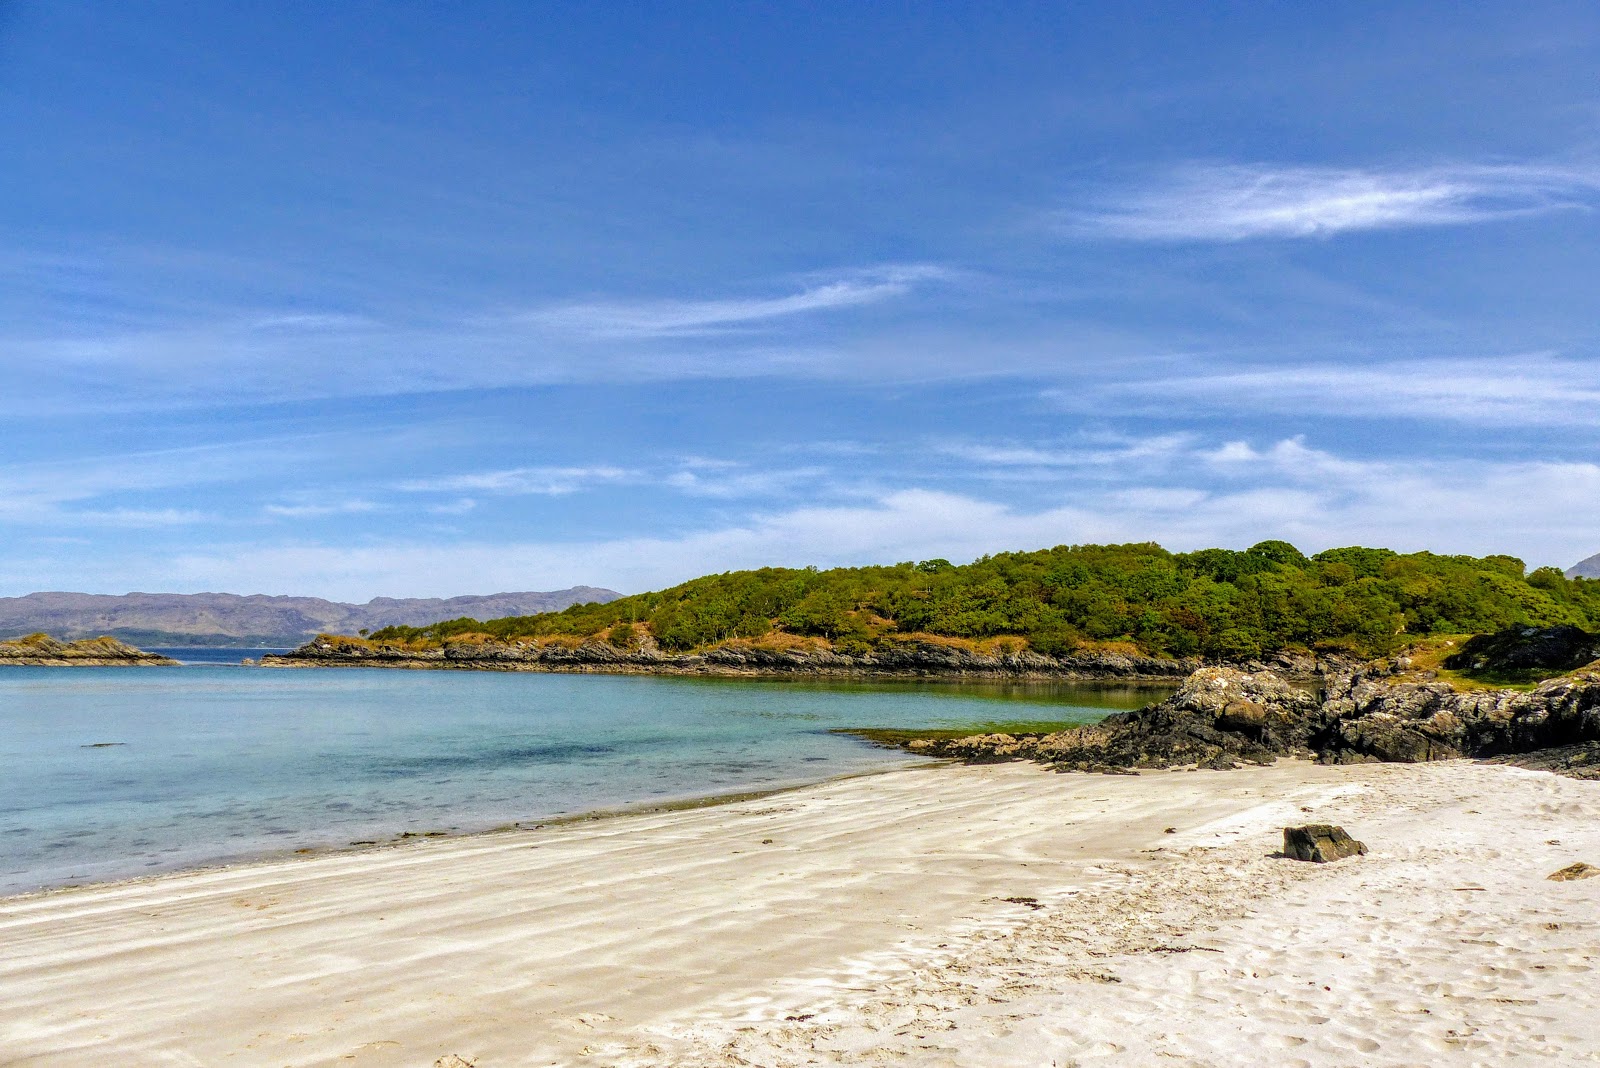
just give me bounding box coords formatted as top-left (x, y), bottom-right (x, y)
top-left (2, 1), bottom-right (1599, 599)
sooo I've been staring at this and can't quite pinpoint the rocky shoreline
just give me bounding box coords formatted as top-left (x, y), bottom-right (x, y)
top-left (0, 634), bottom-right (178, 667)
top-left (257, 633), bottom-right (1232, 681)
top-left (886, 658), bottom-right (1600, 779)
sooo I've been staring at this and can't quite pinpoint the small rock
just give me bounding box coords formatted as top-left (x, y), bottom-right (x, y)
top-left (1283, 824), bottom-right (1368, 863)
top-left (435, 1057), bottom-right (476, 1068)
top-left (1546, 862), bottom-right (1599, 882)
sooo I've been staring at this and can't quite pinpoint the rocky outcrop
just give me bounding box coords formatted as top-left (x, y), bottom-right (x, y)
top-left (893, 662), bottom-right (1600, 775)
top-left (0, 634), bottom-right (178, 666)
top-left (901, 666), bottom-right (1324, 770)
top-left (1443, 625), bottom-right (1599, 674)
top-left (260, 635), bottom-right (1204, 680)
top-left (1320, 664), bottom-right (1600, 762)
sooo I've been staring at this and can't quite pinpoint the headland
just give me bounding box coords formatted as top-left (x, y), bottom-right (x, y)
top-left (0, 633), bottom-right (177, 666)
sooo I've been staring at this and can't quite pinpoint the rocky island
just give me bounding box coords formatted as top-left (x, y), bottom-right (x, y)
top-left (0, 633), bottom-right (178, 666)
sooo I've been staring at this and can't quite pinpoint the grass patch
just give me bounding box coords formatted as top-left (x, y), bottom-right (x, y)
top-left (1437, 667), bottom-right (1575, 692)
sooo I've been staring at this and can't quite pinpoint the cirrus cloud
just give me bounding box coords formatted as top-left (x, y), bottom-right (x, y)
top-left (516, 265), bottom-right (947, 339)
top-left (1062, 162), bottom-right (1600, 241)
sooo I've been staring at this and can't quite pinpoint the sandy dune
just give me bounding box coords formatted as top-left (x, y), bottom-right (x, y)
top-left (1, 760), bottom-right (1596, 1066)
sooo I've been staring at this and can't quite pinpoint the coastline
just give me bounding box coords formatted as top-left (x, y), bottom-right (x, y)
top-left (0, 760), bottom-right (934, 904)
top-left (0, 658), bottom-right (176, 667)
top-left (251, 635), bottom-right (1266, 683)
top-left (254, 655), bottom-right (1198, 683)
top-left (5, 758), bottom-right (1596, 1066)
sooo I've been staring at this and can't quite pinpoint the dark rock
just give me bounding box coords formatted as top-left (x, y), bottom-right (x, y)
top-left (1443, 625), bottom-right (1600, 674)
top-left (1283, 824), bottom-right (1368, 863)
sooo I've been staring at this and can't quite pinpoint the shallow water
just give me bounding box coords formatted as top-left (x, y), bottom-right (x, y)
top-left (0, 666), bottom-right (1168, 895)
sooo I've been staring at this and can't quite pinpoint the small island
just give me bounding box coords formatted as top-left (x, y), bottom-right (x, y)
top-left (0, 633), bottom-right (178, 666)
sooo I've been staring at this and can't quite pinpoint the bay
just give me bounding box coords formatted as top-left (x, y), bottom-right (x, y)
top-left (0, 666), bottom-right (1169, 896)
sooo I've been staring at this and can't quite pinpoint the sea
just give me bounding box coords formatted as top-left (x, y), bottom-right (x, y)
top-left (0, 656), bottom-right (1169, 896)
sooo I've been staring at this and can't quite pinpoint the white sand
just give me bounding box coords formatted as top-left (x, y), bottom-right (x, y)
top-left (1, 760), bottom-right (1596, 1067)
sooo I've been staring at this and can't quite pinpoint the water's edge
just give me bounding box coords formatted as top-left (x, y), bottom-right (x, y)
top-left (0, 760), bottom-right (945, 906)
top-left (1, 668), bottom-right (1164, 898)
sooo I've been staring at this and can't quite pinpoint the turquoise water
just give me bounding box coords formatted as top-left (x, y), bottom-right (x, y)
top-left (0, 666), bottom-right (1166, 896)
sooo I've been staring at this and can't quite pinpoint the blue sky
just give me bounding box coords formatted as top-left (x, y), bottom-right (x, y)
top-left (3, 1), bottom-right (1599, 599)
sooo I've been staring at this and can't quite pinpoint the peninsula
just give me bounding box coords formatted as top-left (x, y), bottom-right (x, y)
top-left (262, 540), bottom-right (1600, 681)
top-left (0, 633), bottom-right (178, 666)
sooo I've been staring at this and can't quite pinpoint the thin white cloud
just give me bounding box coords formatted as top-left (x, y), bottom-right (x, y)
top-left (395, 466), bottom-right (631, 496)
top-left (0, 436), bottom-right (341, 526)
top-left (519, 265), bottom-right (945, 339)
top-left (663, 465), bottom-right (828, 499)
top-left (56, 508), bottom-right (211, 528)
top-left (247, 312), bottom-right (378, 332)
top-left (1064, 163), bottom-right (1600, 241)
top-left (263, 499), bottom-right (379, 518)
top-left (1086, 355), bottom-right (1600, 426)
top-left (937, 434), bottom-right (1194, 470)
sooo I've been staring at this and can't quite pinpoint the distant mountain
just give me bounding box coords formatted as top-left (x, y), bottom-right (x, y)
top-left (1570, 553), bottom-right (1600, 579)
top-left (0, 588), bottom-right (621, 646)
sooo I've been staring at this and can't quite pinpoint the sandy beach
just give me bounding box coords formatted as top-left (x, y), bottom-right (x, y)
top-left (2, 759), bottom-right (1597, 1067)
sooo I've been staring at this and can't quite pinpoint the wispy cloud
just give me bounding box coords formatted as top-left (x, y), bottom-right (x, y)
top-left (518, 265), bottom-right (945, 339)
top-left (0, 436), bottom-right (335, 526)
top-left (395, 466), bottom-right (631, 496)
top-left (663, 464), bottom-right (828, 499)
top-left (55, 508), bottom-right (212, 528)
top-left (1063, 163), bottom-right (1600, 241)
top-left (1082, 355), bottom-right (1600, 426)
top-left (937, 434), bottom-right (1194, 470)
top-left (263, 499), bottom-right (379, 518)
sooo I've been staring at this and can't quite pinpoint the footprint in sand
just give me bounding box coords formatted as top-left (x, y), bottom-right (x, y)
top-left (1260, 1033), bottom-right (1309, 1048)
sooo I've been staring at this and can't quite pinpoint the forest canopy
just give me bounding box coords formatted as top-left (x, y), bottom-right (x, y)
top-left (368, 542), bottom-right (1600, 661)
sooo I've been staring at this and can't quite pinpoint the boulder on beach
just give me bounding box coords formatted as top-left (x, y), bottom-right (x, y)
top-left (1283, 824), bottom-right (1368, 863)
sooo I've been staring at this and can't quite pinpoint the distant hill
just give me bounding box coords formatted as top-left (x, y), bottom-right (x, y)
top-left (0, 588), bottom-right (621, 646)
top-left (1569, 553), bottom-right (1600, 579)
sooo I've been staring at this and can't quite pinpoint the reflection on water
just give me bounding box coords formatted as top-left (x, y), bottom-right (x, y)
top-left (0, 667), bottom-right (1173, 895)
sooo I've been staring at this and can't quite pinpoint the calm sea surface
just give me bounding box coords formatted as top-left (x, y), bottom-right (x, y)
top-left (0, 664), bottom-right (1169, 896)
